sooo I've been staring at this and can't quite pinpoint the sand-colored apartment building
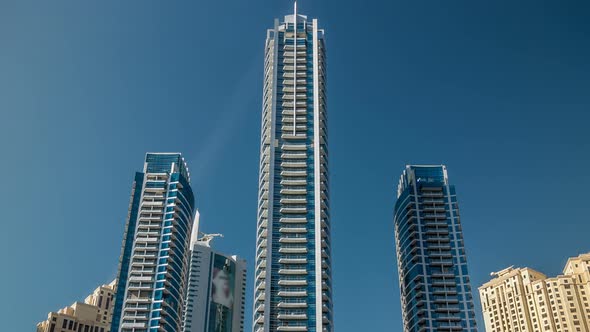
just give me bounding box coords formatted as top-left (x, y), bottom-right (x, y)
top-left (37, 281), bottom-right (115, 332)
top-left (479, 253), bottom-right (590, 332)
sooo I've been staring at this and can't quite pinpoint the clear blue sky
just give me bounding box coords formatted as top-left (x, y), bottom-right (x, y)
top-left (1, 1), bottom-right (589, 331)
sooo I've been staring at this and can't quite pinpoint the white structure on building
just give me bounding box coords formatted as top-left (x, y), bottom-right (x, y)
top-left (183, 215), bottom-right (246, 332)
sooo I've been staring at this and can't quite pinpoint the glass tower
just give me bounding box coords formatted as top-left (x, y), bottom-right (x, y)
top-left (254, 4), bottom-right (333, 332)
top-left (111, 153), bottom-right (196, 332)
top-left (393, 165), bottom-right (477, 332)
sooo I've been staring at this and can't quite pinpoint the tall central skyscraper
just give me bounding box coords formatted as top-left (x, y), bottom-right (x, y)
top-left (393, 165), bottom-right (477, 332)
top-left (254, 4), bottom-right (333, 332)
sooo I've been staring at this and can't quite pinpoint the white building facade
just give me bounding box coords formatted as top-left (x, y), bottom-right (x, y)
top-left (182, 233), bottom-right (247, 332)
top-left (254, 4), bottom-right (333, 332)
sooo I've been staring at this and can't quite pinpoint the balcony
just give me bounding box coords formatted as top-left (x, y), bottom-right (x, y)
top-left (279, 227), bottom-right (307, 234)
top-left (283, 43), bottom-right (307, 50)
top-left (422, 198), bottom-right (445, 204)
top-left (282, 93), bottom-right (307, 100)
top-left (282, 58), bottom-right (306, 65)
top-left (425, 229), bottom-right (449, 235)
top-left (125, 296), bottom-right (151, 303)
top-left (280, 188), bottom-right (307, 195)
top-left (433, 298), bottom-right (459, 304)
top-left (282, 118), bottom-right (308, 126)
top-left (437, 316), bottom-right (462, 322)
top-left (128, 276), bottom-right (152, 282)
top-left (278, 302), bottom-right (308, 308)
top-left (282, 133), bottom-right (307, 140)
top-left (435, 306), bottom-right (461, 313)
top-left (422, 213), bottom-right (447, 219)
top-left (123, 304), bottom-right (149, 311)
top-left (432, 272), bottom-right (456, 278)
top-left (282, 78), bottom-right (307, 86)
top-left (424, 225), bottom-right (449, 233)
top-left (428, 252), bottom-right (452, 258)
top-left (282, 144), bottom-right (307, 151)
top-left (433, 289), bottom-right (458, 296)
top-left (283, 87), bottom-right (307, 94)
top-left (432, 280), bottom-right (456, 287)
top-left (280, 207), bottom-right (307, 214)
top-left (282, 101), bottom-right (307, 108)
top-left (282, 109), bottom-right (307, 116)
top-left (279, 237), bottom-right (307, 244)
top-left (281, 170), bottom-right (307, 177)
top-left (278, 269), bottom-right (308, 275)
top-left (282, 125), bottom-right (307, 132)
top-left (256, 270), bottom-right (266, 280)
top-left (278, 279), bottom-right (307, 286)
top-left (422, 206), bottom-right (446, 212)
top-left (430, 259), bottom-right (453, 266)
top-left (421, 192), bottom-right (444, 198)
top-left (256, 292), bottom-right (265, 302)
top-left (281, 152), bottom-right (307, 159)
top-left (278, 314), bottom-right (307, 320)
top-left (127, 284), bottom-right (152, 291)
top-left (121, 322), bottom-right (146, 329)
top-left (427, 244), bottom-right (452, 251)
top-left (256, 248), bottom-right (266, 259)
top-left (280, 197), bottom-right (307, 203)
top-left (256, 260), bottom-right (266, 270)
top-left (256, 240), bottom-right (267, 250)
top-left (282, 65), bottom-right (307, 71)
top-left (277, 326), bottom-right (307, 332)
top-left (279, 258), bottom-right (307, 264)
top-left (279, 247), bottom-right (307, 254)
top-left (135, 237), bottom-right (158, 243)
top-left (278, 291), bottom-right (307, 297)
top-left (280, 217), bottom-right (307, 223)
top-left (283, 72), bottom-right (307, 79)
top-left (426, 237), bottom-right (451, 243)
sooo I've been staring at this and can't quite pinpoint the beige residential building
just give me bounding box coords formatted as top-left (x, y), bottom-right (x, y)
top-left (479, 253), bottom-right (590, 332)
top-left (37, 281), bottom-right (116, 332)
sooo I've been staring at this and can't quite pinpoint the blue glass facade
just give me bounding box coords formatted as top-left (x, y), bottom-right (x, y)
top-left (111, 153), bottom-right (196, 332)
top-left (111, 172), bottom-right (145, 331)
top-left (394, 165), bottom-right (477, 332)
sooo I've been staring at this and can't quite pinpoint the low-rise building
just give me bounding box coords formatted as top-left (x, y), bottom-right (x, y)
top-left (479, 253), bottom-right (590, 332)
top-left (37, 281), bottom-right (116, 332)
